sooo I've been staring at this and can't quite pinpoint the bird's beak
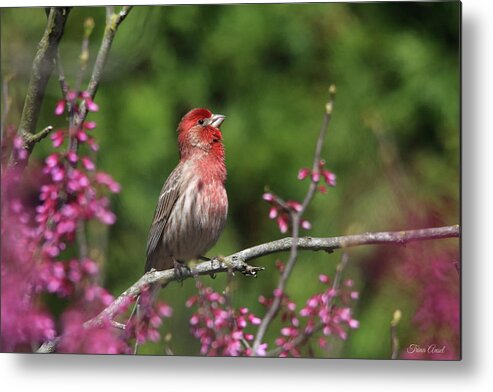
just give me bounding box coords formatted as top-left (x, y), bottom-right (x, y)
top-left (211, 114), bottom-right (225, 128)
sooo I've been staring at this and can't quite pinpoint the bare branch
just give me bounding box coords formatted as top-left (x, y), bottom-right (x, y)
top-left (9, 7), bottom-right (70, 168)
top-left (36, 225), bottom-right (458, 353)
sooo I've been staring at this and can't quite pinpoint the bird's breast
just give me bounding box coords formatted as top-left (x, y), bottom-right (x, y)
top-left (164, 174), bottom-right (228, 262)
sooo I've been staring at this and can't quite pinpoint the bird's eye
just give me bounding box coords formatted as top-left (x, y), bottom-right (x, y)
top-left (198, 119), bottom-right (205, 125)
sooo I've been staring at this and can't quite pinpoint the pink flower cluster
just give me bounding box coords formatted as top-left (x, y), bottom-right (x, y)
top-left (186, 282), bottom-right (266, 356)
top-left (262, 193), bottom-right (311, 233)
top-left (1, 90), bottom-right (126, 353)
top-left (260, 269), bottom-right (359, 357)
top-left (36, 103), bottom-right (120, 260)
top-left (1, 197), bottom-right (56, 351)
top-left (262, 160), bottom-right (336, 233)
top-left (54, 90), bottom-right (99, 117)
top-left (58, 310), bottom-right (130, 354)
top-left (38, 258), bottom-right (104, 298)
top-left (298, 159), bottom-right (336, 194)
top-left (125, 287), bottom-right (173, 346)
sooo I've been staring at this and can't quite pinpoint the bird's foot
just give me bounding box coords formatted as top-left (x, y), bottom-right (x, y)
top-left (173, 260), bottom-right (190, 285)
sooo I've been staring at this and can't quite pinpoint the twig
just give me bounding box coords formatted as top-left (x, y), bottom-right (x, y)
top-left (35, 224), bottom-right (458, 353)
top-left (68, 6), bottom-right (133, 143)
top-left (23, 125), bottom-right (54, 146)
top-left (1, 73), bottom-right (14, 137)
top-left (390, 309), bottom-right (402, 359)
top-left (55, 50), bottom-right (69, 98)
top-left (252, 85), bottom-right (336, 351)
top-left (86, 7), bottom-right (132, 97)
top-left (9, 7), bottom-right (70, 168)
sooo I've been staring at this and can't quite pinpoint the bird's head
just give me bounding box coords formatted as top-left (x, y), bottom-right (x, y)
top-left (177, 108), bottom-right (225, 160)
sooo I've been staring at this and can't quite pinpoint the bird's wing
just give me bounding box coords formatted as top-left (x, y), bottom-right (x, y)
top-left (145, 164), bottom-right (183, 271)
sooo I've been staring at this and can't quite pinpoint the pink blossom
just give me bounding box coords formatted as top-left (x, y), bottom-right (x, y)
top-left (51, 130), bottom-right (65, 147)
top-left (158, 303), bottom-right (173, 318)
top-left (67, 151), bottom-right (78, 163)
top-left (54, 99), bottom-right (66, 115)
top-left (297, 167), bottom-right (310, 180)
top-left (82, 259), bottom-right (99, 275)
top-left (51, 166), bottom-right (65, 182)
top-left (277, 214), bottom-right (289, 233)
top-left (255, 343), bottom-right (268, 356)
top-left (322, 170), bottom-right (336, 186)
top-left (287, 200), bottom-right (302, 212)
top-left (349, 319), bottom-right (359, 328)
top-left (301, 219), bottom-right (311, 230)
top-left (87, 138), bottom-right (99, 151)
top-left (45, 153), bottom-right (59, 168)
top-left (319, 274), bottom-right (330, 284)
top-left (273, 288), bottom-right (283, 298)
top-left (81, 91), bottom-right (99, 112)
top-left (82, 157), bottom-right (95, 171)
top-left (95, 172), bottom-right (121, 193)
top-left (83, 121), bottom-right (97, 130)
top-left (76, 130), bottom-right (88, 142)
top-left (248, 314), bottom-right (261, 325)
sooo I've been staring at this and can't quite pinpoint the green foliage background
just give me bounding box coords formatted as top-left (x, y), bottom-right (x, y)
top-left (1, 2), bottom-right (460, 357)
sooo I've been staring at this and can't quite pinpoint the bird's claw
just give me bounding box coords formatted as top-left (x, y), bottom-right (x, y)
top-left (173, 260), bottom-right (190, 285)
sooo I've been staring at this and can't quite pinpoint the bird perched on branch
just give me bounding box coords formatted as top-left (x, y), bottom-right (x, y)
top-left (145, 108), bottom-right (228, 277)
top-left (133, 108), bottom-right (227, 353)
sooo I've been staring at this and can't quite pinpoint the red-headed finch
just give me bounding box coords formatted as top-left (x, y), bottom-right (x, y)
top-left (145, 108), bottom-right (228, 275)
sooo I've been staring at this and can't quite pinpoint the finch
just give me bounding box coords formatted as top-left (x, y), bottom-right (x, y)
top-left (145, 108), bottom-right (228, 275)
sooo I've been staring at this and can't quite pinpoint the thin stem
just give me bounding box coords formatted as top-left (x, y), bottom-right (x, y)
top-left (73, 6), bottom-right (133, 134)
top-left (55, 50), bottom-right (69, 98)
top-left (252, 87), bottom-right (336, 352)
top-left (390, 309), bottom-right (402, 359)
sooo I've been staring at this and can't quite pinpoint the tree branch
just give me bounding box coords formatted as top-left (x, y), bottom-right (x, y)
top-left (36, 225), bottom-right (459, 353)
top-left (9, 7), bottom-right (70, 168)
top-left (233, 225), bottom-right (459, 263)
